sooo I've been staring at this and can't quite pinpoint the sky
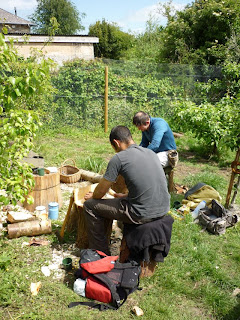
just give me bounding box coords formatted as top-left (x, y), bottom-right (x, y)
top-left (0, 0), bottom-right (193, 34)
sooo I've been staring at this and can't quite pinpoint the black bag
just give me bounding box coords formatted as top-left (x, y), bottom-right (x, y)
top-left (198, 200), bottom-right (238, 235)
top-left (68, 249), bottom-right (141, 311)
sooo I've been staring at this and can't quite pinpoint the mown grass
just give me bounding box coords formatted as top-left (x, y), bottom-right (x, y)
top-left (0, 126), bottom-right (239, 320)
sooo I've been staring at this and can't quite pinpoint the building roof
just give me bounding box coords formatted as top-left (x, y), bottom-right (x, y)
top-left (0, 8), bottom-right (34, 25)
top-left (5, 34), bottom-right (99, 44)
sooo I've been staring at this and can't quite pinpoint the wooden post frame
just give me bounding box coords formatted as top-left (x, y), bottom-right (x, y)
top-left (104, 66), bottom-right (108, 133)
top-left (225, 148), bottom-right (240, 208)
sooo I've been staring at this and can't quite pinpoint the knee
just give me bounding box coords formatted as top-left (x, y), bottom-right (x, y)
top-left (83, 199), bottom-right (90, 211)
top-left (83, 198), bottom-right (95, 213)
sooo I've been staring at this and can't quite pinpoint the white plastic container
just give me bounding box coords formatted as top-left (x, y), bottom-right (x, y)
top-left (192, 201), bottom-right (206, 219)
top-left (73, 278), bottom-right (86, 297)
top-left (35, 206), bottom-right (46, 218)
top-left (35, 206), bottom-right (48, 220)
top-left (46, 167), bottom-right (58, 173)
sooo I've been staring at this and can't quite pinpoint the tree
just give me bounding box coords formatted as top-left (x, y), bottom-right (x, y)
top-left (124, 17), bottom-right (164, 62)
top-left (0, 31), bottom-right (54, 206)
top-left (157, 0), bottom-right (240, 64)
top-left (30, 0), bottom-right (85, 35)
top-left (88, 19), bottom-right (134, 59)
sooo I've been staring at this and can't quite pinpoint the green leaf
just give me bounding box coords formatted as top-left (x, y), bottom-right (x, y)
top-left (2, 26), bottom-right (8, 35)
top-left (9, 77), bottom-right (16, 86)
top-left (7, 96), bottom-right (13, 104)
top-left (14, 88), bottom-right (21, 97)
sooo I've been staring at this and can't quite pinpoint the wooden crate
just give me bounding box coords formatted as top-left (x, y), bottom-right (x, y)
top-left (23, 171), bottom-right (62, 212)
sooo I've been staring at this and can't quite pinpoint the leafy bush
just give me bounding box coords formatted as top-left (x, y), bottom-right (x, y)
top-left (52, 59), bottom-right (184, 129)
top-left (0, 32), bottom-right (54, 205)
top-left (172, 61), bottom-right (240, 155)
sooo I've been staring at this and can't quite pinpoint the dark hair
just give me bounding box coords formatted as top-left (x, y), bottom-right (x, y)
top-left (109, 126), bottom-right (132, 146)
top-left (133, 111), bottom-right (150, 126)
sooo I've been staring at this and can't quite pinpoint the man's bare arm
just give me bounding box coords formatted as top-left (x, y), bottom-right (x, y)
top-left (92, 178), bottom-right (113, 199)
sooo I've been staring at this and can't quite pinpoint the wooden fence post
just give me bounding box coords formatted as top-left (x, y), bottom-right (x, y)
top-left (225, 147), bottom-right (240, 208)
top-left (104, 66), bottom-right (108, 133)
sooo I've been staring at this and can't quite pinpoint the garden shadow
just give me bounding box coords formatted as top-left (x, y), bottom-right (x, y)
top-left (221, 301), bottom-right (240, 320)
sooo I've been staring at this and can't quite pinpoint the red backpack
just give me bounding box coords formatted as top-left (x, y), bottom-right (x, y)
top-left (68, 249), bottom-right (141, 311)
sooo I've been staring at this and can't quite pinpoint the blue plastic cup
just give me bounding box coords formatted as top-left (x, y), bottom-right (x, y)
top-left (48, 202), bottom-right (59, 220)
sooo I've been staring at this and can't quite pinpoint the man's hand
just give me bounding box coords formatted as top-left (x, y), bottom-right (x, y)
top-left (114, 193), bottom-right (128, 198)
top-left (84, 191), bottom-right (93, 200)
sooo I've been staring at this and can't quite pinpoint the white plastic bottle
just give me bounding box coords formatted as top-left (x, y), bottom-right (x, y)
top-left (192, 200), bottom-right (206, 219)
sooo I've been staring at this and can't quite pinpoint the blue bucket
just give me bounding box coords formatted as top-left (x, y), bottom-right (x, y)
top-left (48, 202), bottom-right (59, 220)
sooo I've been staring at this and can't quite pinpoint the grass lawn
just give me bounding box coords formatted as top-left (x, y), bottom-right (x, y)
top-left (0, 127), bottom-right (239, 320)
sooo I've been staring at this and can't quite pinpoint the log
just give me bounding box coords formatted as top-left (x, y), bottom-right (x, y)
top-left (75, 206), bottom-right (89, 248)
top-left (80, 170), bottom-right (103, 183)
top-left (81, 170), bottom-right (128, 195)
top-left (66, 203), bottom-right (79, 233)
top-left (65, 183), bottom-right (113, 248)
top-left (119, 238), bottom-right (157, 278)
top-left (66, 175), bottom-right (128, 249)
top-left (66, 184), bottom-right (97, 245)
top-left (8, 219), bottom-right (52, 239)
top-left (7, 211), bottom-right (34, 223)
top-left (75, 205), bottom-right (112, 249)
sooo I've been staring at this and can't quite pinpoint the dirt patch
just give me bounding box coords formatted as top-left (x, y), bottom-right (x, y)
top-left (174, 162), bottom-right (202, 180)
top-left (218, 167), bottom-right (232, 179)
top-left (174, 159), bottom-right (231, 182)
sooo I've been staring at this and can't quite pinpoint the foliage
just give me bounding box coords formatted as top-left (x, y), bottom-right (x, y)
top-left (30, 0), bottom-right (85, 35)
top-left (88, 19), bottom-right (134, 59)
top-left (171, 60), bottom-right (240, 154)
top-left (51, 59), bottom-right (184, 129)
top-left (123, 17), bottom-right (164, 62)
top-left (49, 54), bottom-right (238, 158)
top-left (0, 33), bottom-right (53, 206)
top-left (152, 0), bottom-right (240, 64)
top-left (172, 100), bottom-right (225, 154)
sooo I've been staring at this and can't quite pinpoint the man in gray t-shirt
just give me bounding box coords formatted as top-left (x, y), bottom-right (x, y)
top-left (83, 126), bottom-right (170, 254)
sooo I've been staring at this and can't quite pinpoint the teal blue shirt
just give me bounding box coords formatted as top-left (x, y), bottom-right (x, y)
top-left (140, 117), bottom-right (176, 152)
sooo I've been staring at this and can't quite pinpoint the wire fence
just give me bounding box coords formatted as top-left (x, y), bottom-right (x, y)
top-left (50, 59), bottom-right (223, 130)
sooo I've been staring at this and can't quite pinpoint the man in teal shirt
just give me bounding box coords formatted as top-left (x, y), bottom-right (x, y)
top-left (133, 111), bottom-right (177, 167)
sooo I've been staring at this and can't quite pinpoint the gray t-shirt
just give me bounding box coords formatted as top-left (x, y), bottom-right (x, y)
top-left (103, 144), bottom-right (170, 221)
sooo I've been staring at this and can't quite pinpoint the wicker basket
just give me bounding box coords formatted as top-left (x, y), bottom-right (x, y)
top-left (59, 159), bottom-right (82, 183)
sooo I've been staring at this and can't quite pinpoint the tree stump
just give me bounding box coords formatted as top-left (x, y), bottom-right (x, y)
top-left (119, 237), bottom-right (157, 278)
top-left (65, 174), bottom-right (128, 249)
top-left (75, 205), bottom-right (112, 249)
